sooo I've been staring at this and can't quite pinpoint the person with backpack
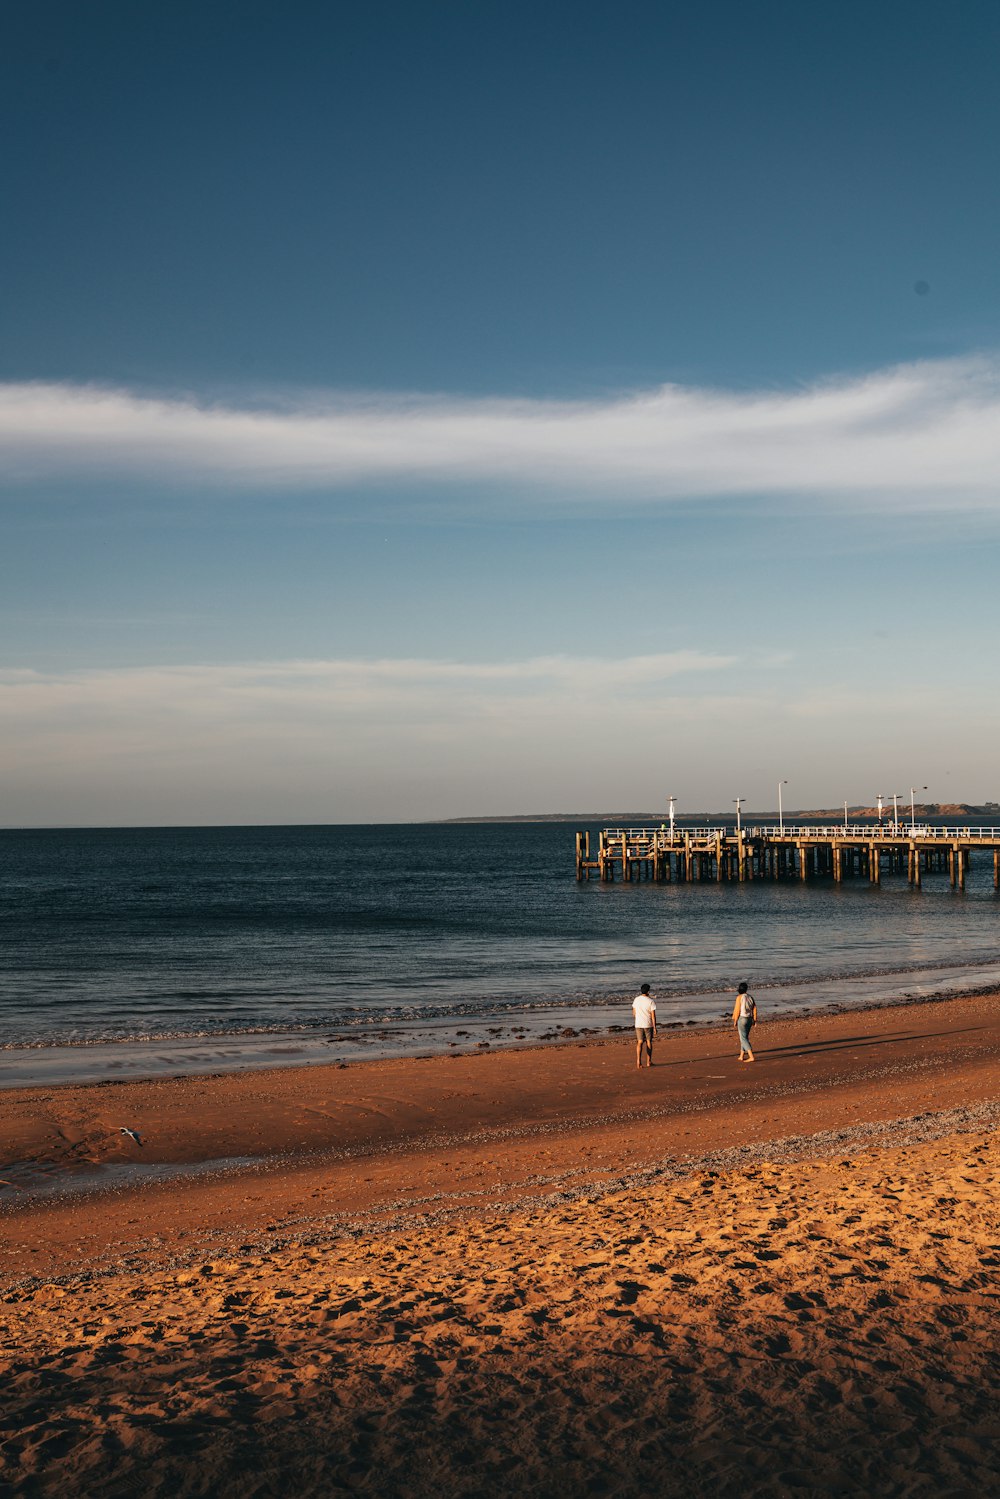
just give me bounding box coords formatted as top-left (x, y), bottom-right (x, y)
top-left (732, 982), bottom-right (757, 1062)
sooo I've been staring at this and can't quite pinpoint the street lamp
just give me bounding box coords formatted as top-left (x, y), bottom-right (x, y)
top-left (844, 800), bottom-right (849, 831)
top-left (668, 795), bottom-right (677, 838)
top-left (778, 779), bottom-right (788, 834)
top-left (876, 794), bottom-right (885, 824)
top-left (910, 785), bottom-right (927, 833)
top-left (891, 793), bottom-right (902, 832)
top-left (734, 797), bottom-right (744, 834)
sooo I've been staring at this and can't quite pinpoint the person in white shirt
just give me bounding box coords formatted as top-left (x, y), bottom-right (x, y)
top-left (632, 983), bottom-right (656, 1069)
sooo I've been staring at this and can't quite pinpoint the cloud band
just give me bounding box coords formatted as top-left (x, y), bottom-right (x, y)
top-left (1, 356), bottom-right (998, 506)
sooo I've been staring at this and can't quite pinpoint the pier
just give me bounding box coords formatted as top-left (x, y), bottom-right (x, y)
top-left (575, 825), bottom-right (1000, 889)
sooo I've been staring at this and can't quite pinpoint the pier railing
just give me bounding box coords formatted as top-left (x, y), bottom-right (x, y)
top-left (604, 825), bottom-right (1000, 841)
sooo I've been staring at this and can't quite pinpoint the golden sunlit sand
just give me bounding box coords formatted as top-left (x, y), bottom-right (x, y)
top-left (1, 995), bottom-right (998, 1496)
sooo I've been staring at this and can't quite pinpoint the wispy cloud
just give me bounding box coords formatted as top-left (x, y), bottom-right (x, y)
top-left (0, 650), bottom-right (738, 736)
top-left (2, 356), bottom-right (999, 508)
top-left (0, 651), bottom-right (749, 823)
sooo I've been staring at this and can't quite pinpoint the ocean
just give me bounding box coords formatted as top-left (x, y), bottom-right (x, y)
top-left (2, 822), bottom-right (999, 1087)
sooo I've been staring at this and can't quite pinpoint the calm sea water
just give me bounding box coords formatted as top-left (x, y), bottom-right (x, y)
top-left (1, 822), bottom-right (998, 1085)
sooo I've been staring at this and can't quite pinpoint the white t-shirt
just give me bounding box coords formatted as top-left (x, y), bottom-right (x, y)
top-left (632, 993), bottom-right (656, 1029)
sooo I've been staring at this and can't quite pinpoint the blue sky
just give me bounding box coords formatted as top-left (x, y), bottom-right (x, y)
top-left (2, 0), bottom-right (1000, 824)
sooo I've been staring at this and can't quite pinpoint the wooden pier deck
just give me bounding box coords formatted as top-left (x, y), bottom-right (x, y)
top-left (575, 825), bottom-right (1000, 889)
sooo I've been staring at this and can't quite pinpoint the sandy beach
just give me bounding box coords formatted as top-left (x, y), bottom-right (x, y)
top-left (1, 994), bottom-right (998, 1496)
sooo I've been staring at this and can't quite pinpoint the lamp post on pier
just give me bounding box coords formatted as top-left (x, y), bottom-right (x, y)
top-left (892, 792), bottom-right (902, 832)
top-left (844, 800), bottom-right (849, 831)
top-left (734, 797), bottom-right (744, 835)
top-left (778, 780), bottom-right (788, 834)
top-left (668, 795), bottom-right (676, 839)
top-left (910, 785), bottom-right (927, 833)
top-left (877, 794), bottom-right (885, 824)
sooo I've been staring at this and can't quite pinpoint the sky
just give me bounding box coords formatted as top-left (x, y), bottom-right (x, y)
top-left (2, 0), bottom-right (1000, 825)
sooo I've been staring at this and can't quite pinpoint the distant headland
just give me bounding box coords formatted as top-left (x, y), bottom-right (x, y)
top-left (442, 803), bottom-right (999, 824)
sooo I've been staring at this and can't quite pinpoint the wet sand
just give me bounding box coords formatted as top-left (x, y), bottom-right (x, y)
top-left (1, 994), bottom-right (998, 1496)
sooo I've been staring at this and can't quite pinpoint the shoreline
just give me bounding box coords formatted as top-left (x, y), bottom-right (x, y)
top-left (5, 958), bottom-right (1000, 1091)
